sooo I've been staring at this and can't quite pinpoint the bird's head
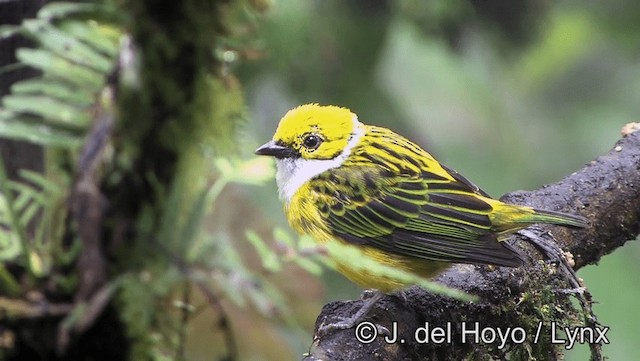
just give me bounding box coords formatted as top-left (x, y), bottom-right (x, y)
top-left (256, 104), bottom-right (366, 202)
top-left (256, 103), bottom-right (362, 161)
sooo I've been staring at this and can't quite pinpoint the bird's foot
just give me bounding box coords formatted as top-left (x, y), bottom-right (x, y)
top-left (360, 289), bottom-right (377, 300)
top-left (317, 291), bottom-right (387, 336)
top-left (318, 316), bottom-right (390, 337)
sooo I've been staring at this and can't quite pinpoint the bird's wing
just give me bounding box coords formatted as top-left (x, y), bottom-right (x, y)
top-left (439, 163), bottom-right (492, 198)
top-left (315, 166), bottom-right (523, 267)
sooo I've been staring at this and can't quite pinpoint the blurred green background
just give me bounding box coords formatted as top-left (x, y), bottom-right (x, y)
top-left (215, 0), bottom-right (640, 359)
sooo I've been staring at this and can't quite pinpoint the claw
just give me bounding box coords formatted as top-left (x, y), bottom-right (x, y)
top-left (376, 324), bottom-right (391, 337)
top-left (554, 287), bottom-right (586, 295)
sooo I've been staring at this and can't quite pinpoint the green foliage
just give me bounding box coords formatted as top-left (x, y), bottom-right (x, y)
top-left (0, 2), bottom-right (119, 293)
top-left (0, 0), bottom-right (289, 358)
top-left (246, 228), bottom-right (324, 276)
top-left (117, 155), bottom-right (295, 359)
top-left (0, 154), bottom-right (73, 296)
top-left (0, 2), bottom-right (277, 352)
top-left (179, 156), bottom-right (295, 315)
top-left (0, 165), bottom-right (67, 278)
top-left (0, 2), bottom-right (120, 147)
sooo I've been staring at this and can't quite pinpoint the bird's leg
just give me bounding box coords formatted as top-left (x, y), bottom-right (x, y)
top-left (518, 229), bottom-right (583, 290)
top-left (318, 290), bottom-right (387, 335)
top-left (518, 228), bottom-right (602, 358)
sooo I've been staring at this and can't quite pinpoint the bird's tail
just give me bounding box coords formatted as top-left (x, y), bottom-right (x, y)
top-left (490, 202), bottom-right (588, 234)
top-left (528, 208), bottom-right (588, 228)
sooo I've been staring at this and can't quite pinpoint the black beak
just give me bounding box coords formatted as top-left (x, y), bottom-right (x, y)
top-left (255, 140), bottom-right (297, 159)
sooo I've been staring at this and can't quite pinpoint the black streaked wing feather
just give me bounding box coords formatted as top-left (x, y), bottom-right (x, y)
top-left (316, 166), bottom-right (523, 267)
top-left (439, 163), bottom-right (492, 198)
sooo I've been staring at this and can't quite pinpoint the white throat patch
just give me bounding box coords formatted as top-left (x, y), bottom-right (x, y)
top-left (275, 116), bottom-right (365, 203)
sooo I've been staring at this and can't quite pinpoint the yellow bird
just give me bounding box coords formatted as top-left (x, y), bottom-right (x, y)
top-left (256, 104), bottom-right (586, 330)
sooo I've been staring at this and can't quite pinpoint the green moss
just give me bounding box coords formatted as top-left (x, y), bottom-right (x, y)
top-left (502, 264), bottom-right (586, 360)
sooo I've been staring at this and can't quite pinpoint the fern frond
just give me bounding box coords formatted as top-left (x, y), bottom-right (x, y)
top-left (0, 160), bottom-right (65, 273)
top-left (0, 2), bottom-right (120, 148)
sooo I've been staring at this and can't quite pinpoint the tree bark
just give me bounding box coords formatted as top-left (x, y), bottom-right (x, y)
top-left (305, 128), bottom-right (640, 361)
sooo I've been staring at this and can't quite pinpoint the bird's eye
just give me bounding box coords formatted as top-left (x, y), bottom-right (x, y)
top-left (302, 134), bottom-right (322, 150)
